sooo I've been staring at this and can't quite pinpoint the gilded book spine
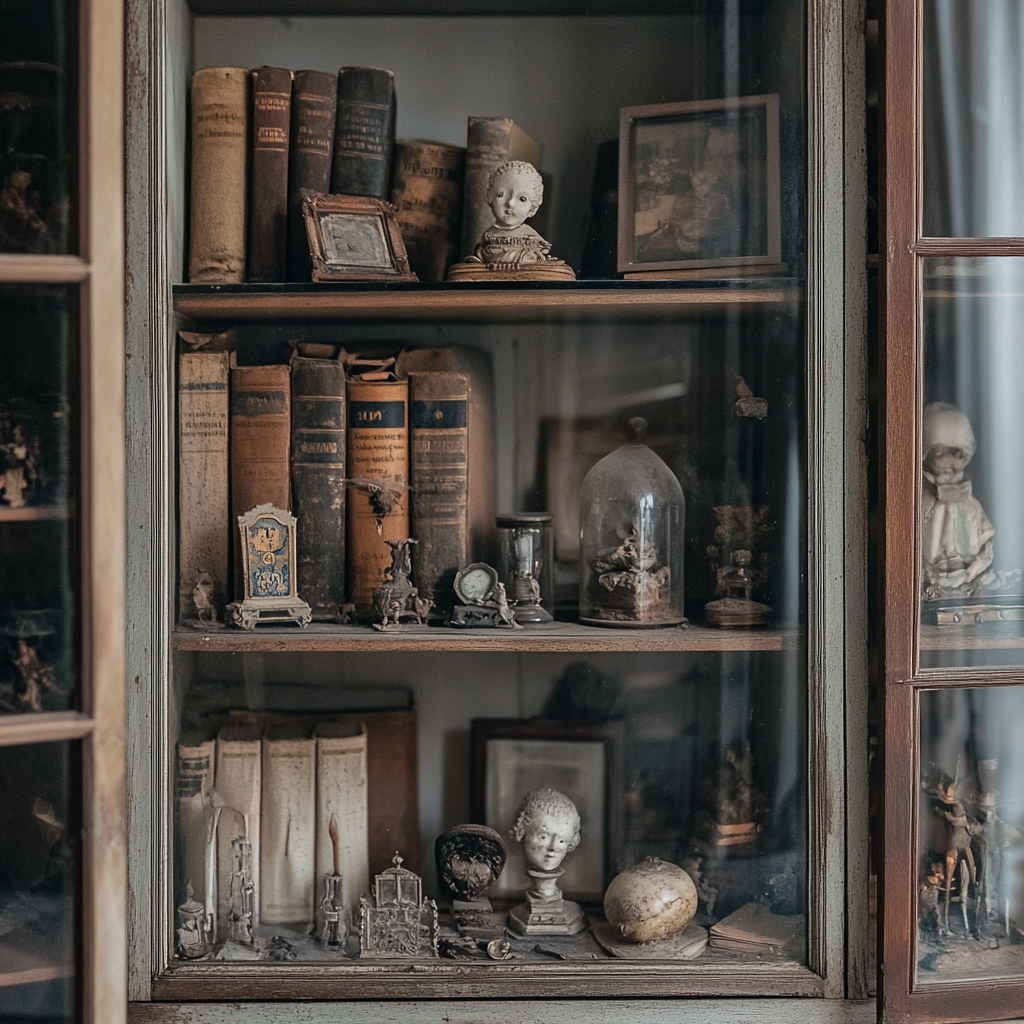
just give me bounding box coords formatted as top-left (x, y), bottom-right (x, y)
top-left (330, 67), bottom-right (396, 199)
top-left (178, 351), bottom-right (229, 620)
top-left (409, 372), bottom-right (469, 616)
top-left (247, 66), bottom-right (293, 283)
top-left (345, 378), bottom-right (409, 612)
top-left (189, 67), bottom-right (249, 283)
top-left (291, 355), bottom-right (346, 620)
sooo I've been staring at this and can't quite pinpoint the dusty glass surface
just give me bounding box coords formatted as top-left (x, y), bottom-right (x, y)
top-left (917, 687), bottom-right (1024, 986)
top-left (0, 740), bottom-right (80, 1022)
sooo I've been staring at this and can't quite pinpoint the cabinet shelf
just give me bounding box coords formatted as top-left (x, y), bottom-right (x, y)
top-left (172, 622), bottom-right (800, 653)
top-left (0, 505), bottom-right (68, 523)
top-left (172, 280), bottom-right (802, 322)
top-left (920, 623), bottom-right (1024, 651)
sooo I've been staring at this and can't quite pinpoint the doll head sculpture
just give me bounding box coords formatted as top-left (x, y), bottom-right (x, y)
top-left (511, 787), bottom-right (581, 874)
top-left (487, 161), bottom-right (544, 231)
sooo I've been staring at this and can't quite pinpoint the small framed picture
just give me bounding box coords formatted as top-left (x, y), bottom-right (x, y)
top-left (303, 193), bottom-right (418, 282)
top-left (470, 718), bottom-right (624, 902)
top-left (618, 94), bottom-right (781, 275)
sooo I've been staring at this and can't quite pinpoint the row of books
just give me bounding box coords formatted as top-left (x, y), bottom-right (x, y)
top-left (179, 337), bottom-right (495, 622)
top-left (189, 64), bottom-right (541, 284)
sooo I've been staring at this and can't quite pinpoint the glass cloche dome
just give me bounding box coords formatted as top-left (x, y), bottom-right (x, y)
top-left (578, 418), bottom-right (686, 627)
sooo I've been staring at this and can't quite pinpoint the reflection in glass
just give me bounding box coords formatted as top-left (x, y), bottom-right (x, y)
top-left (917, 689), bottom-right (1024, 986)
top-left (0, 741), bottom-right (80, 1022)
top-left (924, 0), bottom-right (1024, 237)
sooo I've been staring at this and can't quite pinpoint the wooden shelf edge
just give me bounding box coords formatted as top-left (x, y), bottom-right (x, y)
top-left (0, 965), bottom-right (75, 989)
top-left (0, 255), bottom-right (90, 284)
top-left (0, 505), bottom-right (69, 523)
top-left (0, 711), bottom-right (93, 747)
top-left (920, 624), bottom-right (1024, 651)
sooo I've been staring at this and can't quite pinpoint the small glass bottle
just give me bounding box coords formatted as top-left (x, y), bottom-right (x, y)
top-left (579, 418), bottom-right (686, 627)
top-left (496, 513), bottom-right (554, 624)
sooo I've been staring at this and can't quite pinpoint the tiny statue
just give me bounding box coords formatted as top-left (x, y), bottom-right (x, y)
top-left (226, 836), bottom-right (257, 948)
top-left (318, 814), bottom-right (347, 951)
top-left (447, 562), bottom-right (523, 629)
top-left (372, 539), bottom-right (432, 630)
top-left (435, 824), bottom-right (508, 939)
top-left (734, 376), bottom-right (768, 419)
top-left (0, 425), bottom-right (35, 508)
top-left (692, 744), bottom-right (767, 855)
top-left (225, 504), bottom-right (312, 629)
top-left (0, 170), bottom-right (54, 254)
top-left (359, 853), bottom-right (439, 958)
top-left (192, 570), bottom-right (218, 625)
top-left (177, 882), bottom-right (213, 959)
top-left (507, 788), bottom-right (586, 936)
top-left (704, 505), bottom-right (772, 628)
top-left (447, 161), bottom-right (575, 282)
top-left (11, 638), bottom-right (57, 713)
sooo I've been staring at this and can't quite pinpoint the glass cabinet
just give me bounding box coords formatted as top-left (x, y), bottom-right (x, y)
top-left (124, 0), bottom-right (867, 1018)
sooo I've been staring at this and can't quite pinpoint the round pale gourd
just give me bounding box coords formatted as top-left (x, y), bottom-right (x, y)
top-left (603, 857), bottom-right (698, 943)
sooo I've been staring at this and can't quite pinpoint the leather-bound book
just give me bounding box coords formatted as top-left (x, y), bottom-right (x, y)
top-left (330, 67), bottom-right (396, 199)
top-left (408, 371), bottom-right (469, 617)
top-left (345, 377), bottom-right (409, 613)
top-left (286, 70), bottom-right (337, 281)
top-left (189, 67), bottom-right (249, 283)
top-left (389, 140), bottom-right (465, 282)
top-left (247, 66), bottom-right (293, 283)
top-left (291, 353), bottom-right (346, 620)
top-left (459, 117), bottom-right (542, 260)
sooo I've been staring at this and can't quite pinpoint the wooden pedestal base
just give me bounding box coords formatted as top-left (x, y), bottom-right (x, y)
top-left (447, 260), bottom-right (576, 282)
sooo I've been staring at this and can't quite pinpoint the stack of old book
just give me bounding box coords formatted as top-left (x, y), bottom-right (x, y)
top-left (708, 902), bottom-right (805, 956)
top-left (188, 63), bottom-right (541, 284)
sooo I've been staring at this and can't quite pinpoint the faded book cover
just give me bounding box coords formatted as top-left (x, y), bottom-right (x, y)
top-left (176, 735), bottom-right (216, 923)
top-left (389, 140), bottom-right (465, 282)
top-left (460, 117), bottom-right (542, 260)
top-left (345, 377), bottom-right (409, 612)
top-left (408, 371), bottom-right (469, 617)
top-left (330, 67), bottom-right (396, 200)
top-left (261, 727), bottom-right (316, 926)
top-left (178, 350), bottom-right (229, 620)
top-left (314, 723), bottom-right (369, 924)
top-left (189, 67), bottom-right (249, 283)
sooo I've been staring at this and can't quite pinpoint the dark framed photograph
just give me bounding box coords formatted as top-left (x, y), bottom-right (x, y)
top-left (617, 94), bottom-right (781, 274)
top-left (470, 718), bottom-right (624, 902)
top-left (303, 193), bottom-right (418, 282)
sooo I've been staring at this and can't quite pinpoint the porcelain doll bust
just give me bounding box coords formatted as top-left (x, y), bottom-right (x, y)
top-left (920, 402), bottom-right (996, 598)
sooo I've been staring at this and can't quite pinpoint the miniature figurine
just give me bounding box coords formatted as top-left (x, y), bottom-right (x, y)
top-left (976, 787), bottom-right (1022, 934)
top-left (359, 853), bottom-right (439, 958)
top-left (0, 171), bottom-right (54, 254)
top-left (177, 882), bottom-right (213, 959)
top-left (318, 814), bottom-right (347, 951)
top-left (448, 563), bottom-right (523, 629)
top-left (734, 376), bottom-right (768, 419)
top-left (226, 836), bottom-right (257, 947)
top-left (11, 639), bottom-right (57, 713)
top-left (192, 571), bottom-right (218, 624)
top-left (371, 539), bottom-right (431, 630)
top-left (0, 425), bottom-right (34, 508)
top-left (588, 522), bottom-right (672, 624)
top-left (705, 505), bottom-right (772, 627)
top-left (693, 743), bottom-right (767, 854)
top-left (447, 162), bottom-right (575, 282)
top-left (507, 788), bottom-right (585, 936)
top-left (435, 824), bottom-right (508, 939)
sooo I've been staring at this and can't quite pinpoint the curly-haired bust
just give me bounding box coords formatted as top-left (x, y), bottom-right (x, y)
top-left (511, 788), bottom-right (581, 873)
top-left (467, 161), bottom-right (554, 266)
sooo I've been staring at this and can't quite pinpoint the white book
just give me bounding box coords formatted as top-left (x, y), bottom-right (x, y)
top-left (314, 723), bottom-right (370, 923)
top-left (176, 736), bottom-right (217, 930)
top-left (215, 725), bottom-right (262, 937)
top-left (260, 726), bottom-right (316, 926)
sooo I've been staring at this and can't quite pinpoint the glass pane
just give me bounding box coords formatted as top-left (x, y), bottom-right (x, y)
top-left (0, 0), bottom-right (78, 254)
top-left (917, 688), bottom-right (1024, 987)
top-left (923, 0), bottom-right (1024, 237)
top-left (0, 740), bottom-right (81, 1022)
top-left (0, 285), bottom-right (77, 714)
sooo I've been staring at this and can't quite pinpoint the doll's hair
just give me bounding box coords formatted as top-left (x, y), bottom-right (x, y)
top-left (487, 161), bottom-right (544, 216)
top-left (510, 787), bottom-right (581, 850)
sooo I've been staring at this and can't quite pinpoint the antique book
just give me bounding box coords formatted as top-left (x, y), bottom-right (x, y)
top-left (261, 726), bottom-right (316, 926)
top-left (214, 725), bottom-right (262, 937)
top-left (708, 902), bottom-right (805, 954)
top-left (408, 371), bottom-right (469, 616)
top-left (246, 66), bottom-right (292, 283)
top-left (459, 117), bottom-right (542, 260)
top-left (189, 67), bottom-right (249, 283)
top-left (330, 67), bottom-right (396, 199)
top-left (286, 70), bottom-right (338, 281)
top-left (291, 353), bottom-right (346, 620)
top-left (176, 735), bottom-right (217, 925)
top-left (314, 723), bottom-right (370, 923)
top-left (345, 377), bottom-right (409, 612)
top-left (178, 350), bottom-right (229, 620)
top-left (229, 358), bottom-right (291, 598)
top-left (388, 140), bottom-right (465, 282)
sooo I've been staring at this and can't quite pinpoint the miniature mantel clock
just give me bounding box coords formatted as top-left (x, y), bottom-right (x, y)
top-left (448, 562), bottom-right (521, 629)
top-left (226, 504), bottom-right (312, 629)
top-left (359, 853), bottom-right (439, 958)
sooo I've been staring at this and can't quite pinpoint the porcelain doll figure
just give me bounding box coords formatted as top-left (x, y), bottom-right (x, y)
top-left (920, 402), bottom-right (996, 599)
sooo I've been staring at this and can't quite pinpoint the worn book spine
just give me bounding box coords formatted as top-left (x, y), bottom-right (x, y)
top-left (286, 70), bottom-right (338, 281)
top-left (176, 738), bottom-right (216, 923)
top-left (178, 351), bottom-right (229, 620)
top-left (189, 67), bottom-right (250, 283)
top-left (346, 378), bottom-right (409, 612)
top-left (215, 727), bottom-right (262, 937)
top-left (408, 372), bottom-right (469, 616)
top-left (291, 355), bottom-right (346, 619)
top-left (247, 66), bottom-right (293, 283)
top-left (314, 725), bottom-right (370, 925)
top-left (460, 117), bottom-right (542, 260)
top-left (260, 732), bottom-right (316, 926)
top-left (388, 140), bottom-right (465, 283)
top-left (330, 67), bottom-right (396, 199)
top-left (230, 361), bottom-right (291, 598)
